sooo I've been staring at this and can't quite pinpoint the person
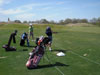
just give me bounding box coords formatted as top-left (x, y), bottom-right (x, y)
top-left (20, 32), bottom-right (29, 46)
top-left (29, 23), bottom-right (34, 41)
top-left (45, 26), bottom-right (53, 51)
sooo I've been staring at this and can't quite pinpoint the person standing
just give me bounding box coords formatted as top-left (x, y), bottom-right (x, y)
top-left (45, 26), bottom-right (53, 51)
top-left (29, 23), bottom-right (34, 41)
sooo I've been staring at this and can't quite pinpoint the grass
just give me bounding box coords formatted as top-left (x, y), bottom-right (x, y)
top-left (0, 23), bottom-right (100, 75)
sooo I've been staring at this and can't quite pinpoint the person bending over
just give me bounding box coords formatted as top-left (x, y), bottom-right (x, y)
top-left (45, 26), bottom-right (53, 51)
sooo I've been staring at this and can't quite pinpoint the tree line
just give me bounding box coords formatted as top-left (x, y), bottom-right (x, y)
top-left (14, 17), bottom-right (100, 26)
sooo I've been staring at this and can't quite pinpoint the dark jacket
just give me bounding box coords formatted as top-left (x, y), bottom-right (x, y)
top-left (46, 27), bottom-right (52, 36)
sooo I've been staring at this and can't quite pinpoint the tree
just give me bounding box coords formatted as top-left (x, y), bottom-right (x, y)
top-left (80, 19), bottom-right (88, 23)
top-left (97, 17), bottom-right (100, 23)
top-left (14, 20), bottom-right (21, 23)
top-left (49, 20), bottom-right (56, 24)
top-left (96, 17), bottom-right (100, 26)
top-left (23, 21), bottom-right (28, 23)
top-left (90, 18), bottom-right (97, 24)
top-left (64, 18), bottom-right (72, 24)
top-left (72, 19), bottom-right (78, 23)
top-left (59, 20), bottom-right (65, 25)
top-left (40, 19), bottom-right (49, 24)
top-left (29, 21), bottom-right (32, 23)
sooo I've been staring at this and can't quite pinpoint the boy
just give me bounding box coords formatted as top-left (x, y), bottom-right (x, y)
top-left (20, 32), bottom-right (29, 46)
top-left (29, 23), bottom-right (34, 41)
top-left (45, 27), bottom-right (52, 51)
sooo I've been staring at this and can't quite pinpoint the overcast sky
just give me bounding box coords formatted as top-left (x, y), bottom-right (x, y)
top-left (0, 0), bottom-right (100, 22)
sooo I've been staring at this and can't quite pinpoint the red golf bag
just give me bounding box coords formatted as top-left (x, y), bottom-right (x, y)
top-left (26, 36), bottom-right (50, 69)
top-left (26, 46), bottom-right (45, 69)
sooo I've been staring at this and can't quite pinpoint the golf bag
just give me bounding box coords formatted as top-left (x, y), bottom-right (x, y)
top-left (26, 36), bottom-right (50, 69)
top-left (20, 39), bottom-right (25, 46)
top-left (2, 30), bottom-right (17, 51)
top-left (20, 33), bottom-right (29, 46)
top-left (26, 46), bottom-right (45, 69)
top-left (2, 45), bottom-right (16, 51)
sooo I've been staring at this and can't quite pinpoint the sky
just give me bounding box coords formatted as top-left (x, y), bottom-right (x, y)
top-left (0, 0), bottom-right (100, 22)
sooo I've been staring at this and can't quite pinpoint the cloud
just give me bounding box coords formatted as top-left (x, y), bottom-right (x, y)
top-left (0, 1), bottom-right (71, 15)
top-left (0, 0), bottom-right (12, 6)
top-left (0, 0), bottom-right (5, 6)
top-left (17, 1), bottom-right (69, 11)
top-left (18, 3), bottom-right (52, 10)
top-left (15, 13), bottom-right (36, 21)
top-left (0, 0), bottom-right (3, 5)
top-left (0, 2), bottom-right (52, 15)
top-left (0, 3), bottom-right (34, 15)
top-left (0, 8), bottom-right (25, 15)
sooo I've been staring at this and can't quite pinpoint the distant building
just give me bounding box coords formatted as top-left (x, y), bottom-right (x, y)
top-left (8, 18), bottom-right (14, 23)
top-left (8, 18), bottom-right (10, 23)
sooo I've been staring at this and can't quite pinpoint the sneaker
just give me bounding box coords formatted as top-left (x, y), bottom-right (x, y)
top-left (49, 47), bottom-right (52, 51)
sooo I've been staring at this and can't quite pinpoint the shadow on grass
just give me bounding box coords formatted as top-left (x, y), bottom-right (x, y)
top-left (17, 49), bottom-right (28, 52)
top-left (22, 45), bottom-right (36, 48)
top-left (53, 32), bottom-right (60, 34)
top-left (29, 62), bottom-right (69, 70)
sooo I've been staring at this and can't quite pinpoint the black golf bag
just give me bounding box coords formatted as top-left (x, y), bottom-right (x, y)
top-left (26, 36), bottom-right (50, 69)
top-left (20, 33), bottom-right (29, 46)
top-left (2, 30), bottom-right (17, 51)
top-left (20, 39), bottom-right (25, 46)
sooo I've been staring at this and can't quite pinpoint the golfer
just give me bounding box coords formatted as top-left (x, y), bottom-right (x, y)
top-left (45, 26), bottom-right (53, 51)
top-left (29, 23), bottom-right (34, 41)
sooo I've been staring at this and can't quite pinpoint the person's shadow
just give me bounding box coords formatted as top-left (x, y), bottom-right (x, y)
top-left (32, 62), bottom-right (69, 69)
top-left (17, 49), bottom-right (28, 52)
top-left (22, 45), bottom-right (36, 48)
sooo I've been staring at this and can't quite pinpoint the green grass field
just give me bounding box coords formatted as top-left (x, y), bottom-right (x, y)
top-left (0, 23), bottom-right (100, 75)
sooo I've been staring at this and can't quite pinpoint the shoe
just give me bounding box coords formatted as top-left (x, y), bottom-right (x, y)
top-left (49, 47), bottom-right (52, 51)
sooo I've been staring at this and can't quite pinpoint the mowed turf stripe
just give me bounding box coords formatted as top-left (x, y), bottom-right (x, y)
top-left (69, 50), bottom-right (100, 66)
top-left (44, 56), bottom-right (65, 75)
top-left (0, 56), bottom-right (7, 59)
top-left (53, 43), bottom-right (100, 66)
